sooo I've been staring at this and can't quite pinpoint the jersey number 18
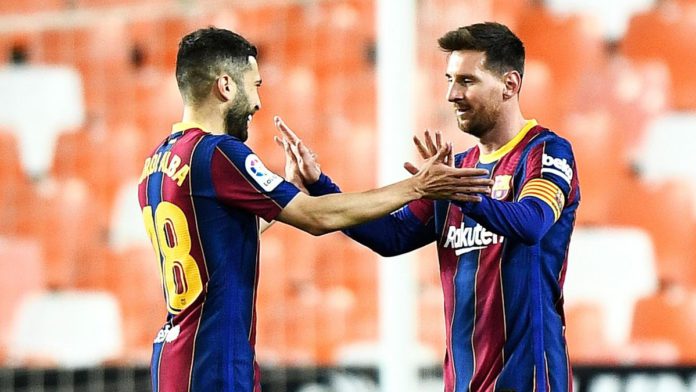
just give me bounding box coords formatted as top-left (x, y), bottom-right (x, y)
top-left (142, 202), bottom-right (203, 314)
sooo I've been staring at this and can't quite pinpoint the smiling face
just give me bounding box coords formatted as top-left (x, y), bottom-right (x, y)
top-left (445, 50), bottom-right (506, 139)
top-left (223, 56), bottom-right (262, 141)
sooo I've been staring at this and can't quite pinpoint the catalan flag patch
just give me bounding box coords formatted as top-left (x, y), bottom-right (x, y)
top-left (518, 178), bottom-right (565, 221)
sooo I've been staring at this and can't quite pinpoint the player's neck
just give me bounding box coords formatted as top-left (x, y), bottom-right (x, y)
top-left (477, 110), bottom-right (527, 156)
top-left (180, 105), bottom-right (225, 135)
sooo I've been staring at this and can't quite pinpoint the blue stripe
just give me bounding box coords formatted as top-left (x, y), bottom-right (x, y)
top-left (530, 244), bottom-right (548, 392)
top-left (150, 340), bottom-right (164, 392)
top-left (452, 247), bottom-right (478, 390)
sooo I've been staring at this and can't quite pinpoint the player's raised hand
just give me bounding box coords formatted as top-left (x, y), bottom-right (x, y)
top-left (405, 130), bottom-right (494, 202)
top-left (274, 134), bottom-right (307, 193)
top-left (405, 129), bottom-right (452, 174)
top-left (409, 144), bottom-right (493, 203)
top-left (274, 116), bottom-right (321, 184)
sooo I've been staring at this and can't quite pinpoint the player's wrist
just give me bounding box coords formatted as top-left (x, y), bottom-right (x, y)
top-left (302, 170), bottom-right (322, 185)
top-left (305, 173), bottom-right (341, 196)
top-left (406, 175), bottom-right (426, 200)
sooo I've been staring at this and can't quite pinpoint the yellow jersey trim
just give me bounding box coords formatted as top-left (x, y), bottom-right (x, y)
top-left (172, 121), bottom-right (209, 134)
top-left (479, 119), bottom-right (538, 164)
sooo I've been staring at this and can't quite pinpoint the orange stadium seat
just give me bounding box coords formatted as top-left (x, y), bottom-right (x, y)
top-left (0, 0), bottom-right (64, 15)
top-left (519, 59), bottom-right (564, 132)
top-left (561, 111), bottom-right (633, 225)
top-left (565, 302), bottom-right (618, 364)
top-left (570, 55), bottom-right (671, 157)
top-left (32, 178), bottom-right (104, 290)
top-left (630, 286), bottom-right (696, 364)
top-left (107, 245), bottom-right (163, 364)
top-left (621, 3), bottom-right (696, 109)
top-left (0, 130), bottom-right (35, 236)
top-left (606, 177), bottom-right (696, 287)
top-left (515, 4), bottom-right (606, 119)
top-left (51, 122), bottom-right (147, 213)
top-left (74, 0), bottom-right (171, 8)
top-left (0, 237), bottom-right (44, 365)
top-left (491, 0), bottom-right (530, 30)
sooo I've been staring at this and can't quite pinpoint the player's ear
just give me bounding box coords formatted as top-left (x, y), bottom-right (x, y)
top-left (502, 70), bottom-right (522, 100)
top-left (215, 74), bottom-right (237, 102)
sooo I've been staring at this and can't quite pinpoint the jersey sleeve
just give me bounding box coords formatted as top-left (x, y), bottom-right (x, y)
top-left (210, 137), bottom-right (299, 222)
top-left (305, 173), bottom-right (436, 255)
top-left (517, 137), bottom-right (577, 222)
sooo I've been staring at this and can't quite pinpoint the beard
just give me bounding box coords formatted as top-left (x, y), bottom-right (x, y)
top-left (456, 99), bottom-right (500, 139)
top-left (224, 89), bottom-right (253, 141)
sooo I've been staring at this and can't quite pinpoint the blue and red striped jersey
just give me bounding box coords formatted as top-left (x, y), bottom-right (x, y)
top-left (408, 120), bottom-right (580, 391)
top-left (307, 120), bottom-right (580, 392)
top-left (138, 122), bottom-right (300, 392)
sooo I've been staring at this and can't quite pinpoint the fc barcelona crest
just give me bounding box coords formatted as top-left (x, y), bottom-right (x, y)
top-left (491, 175), bottom-right (512, 200)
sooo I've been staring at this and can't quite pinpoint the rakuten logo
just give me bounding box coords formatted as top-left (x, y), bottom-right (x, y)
top-left (443, 223), bottom-right (504, 255)
top-left (542, 153), bottom-right (573, 184)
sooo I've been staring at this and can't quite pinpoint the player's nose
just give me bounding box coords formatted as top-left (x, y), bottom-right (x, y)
top-left (447, 84), bottom-right (463, 102)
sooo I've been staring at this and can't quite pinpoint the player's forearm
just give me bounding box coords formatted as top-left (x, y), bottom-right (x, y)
top-left (457, 196), bottom-right (556, 245)
top-left (306, 173), bottom-right (432, 255)
top-left (306, 177), bottom-right (422, 234)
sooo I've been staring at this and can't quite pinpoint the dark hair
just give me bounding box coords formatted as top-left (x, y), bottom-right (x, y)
top-left (175, 27), bottom-right (258, 104)
top-left (438, 22), bottom-right (525, 77)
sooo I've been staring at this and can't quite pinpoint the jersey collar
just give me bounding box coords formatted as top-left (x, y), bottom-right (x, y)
top-left (479, 119), bottom-right (538, 164)
top-left (172, 121), bottom-right (209, 134)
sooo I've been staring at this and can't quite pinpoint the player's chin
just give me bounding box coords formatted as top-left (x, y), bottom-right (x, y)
top-left (456, 118), bottom-right (469, 132)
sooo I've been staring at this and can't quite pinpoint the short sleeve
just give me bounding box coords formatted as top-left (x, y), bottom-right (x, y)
top-left (211, 137), bottom-right (299, 221)
top-left (518, 136), bottom-right (577, 221)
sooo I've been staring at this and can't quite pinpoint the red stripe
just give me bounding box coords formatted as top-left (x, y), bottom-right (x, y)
top-left (158, 305), bottom-right (203, 392)
top-left (439, 210), bottom-right (461, 392)
top-left (469, 248), bottom-right (506, 389)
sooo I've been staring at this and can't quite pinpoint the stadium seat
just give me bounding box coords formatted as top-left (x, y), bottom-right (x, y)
top-left (542, 0), bottom-right (655, 40)
top-left (519, 59), bottom-right (564, 132)
top-left (0, 130), bottom-right (35, 236)
top-left (561, 110), bottom-right (634, 225)
top-left (0, 0), bottom-right (64, 15)
top-left (107, 245), bottom-right (163, 364)
top-left (629, 285), bottom-right (696, 364)
top-left (564, 302), bottom-right (618, 364)
top-left (0, 65), bottom-right (85, 176)
top-left (605, 177), bottom-right (696, 287)
top-left (491, 0), bottom-right (529, 30)
top-left (634, 111), bottom-right (696, 184)
top-left (621, 3), bottom-right (696, 109)
top-left (109, 179), bottom-right (149, 252)
top-left (74, 0), bottom-right (171, 9)
top-left (7, 290), bottom-right (123, 367)
top-left (51, 122), bottom-right (147, 213)
top-left (571, 55), bottom-right (671, 161)
top-left (418, 279), bottom-right (445, 357)
top-left (33, 178), bottom-right (105, 290)
top-left (0, 237), bottom-right (44, 365)
top-left (564, 226), bottom-right (657, 346)
top-left (515, 3), bottom-right (605, 116)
